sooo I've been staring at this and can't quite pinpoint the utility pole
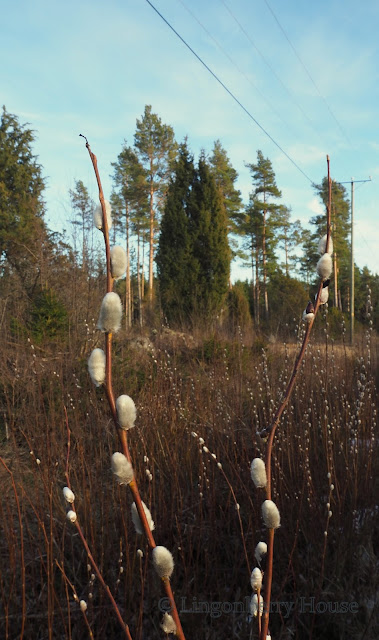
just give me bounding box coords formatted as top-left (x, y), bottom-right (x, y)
top-left (340, 176), bottom-right (371, 345)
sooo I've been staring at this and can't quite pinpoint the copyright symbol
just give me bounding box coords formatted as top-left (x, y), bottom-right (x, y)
top-left (159, 597), bottom-right (171, 612)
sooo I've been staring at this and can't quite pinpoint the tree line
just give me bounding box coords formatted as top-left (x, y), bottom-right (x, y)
top-left (0, 105), bottom-right (377, 343)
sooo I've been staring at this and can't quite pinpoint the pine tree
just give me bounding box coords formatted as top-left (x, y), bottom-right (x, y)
top-left (245, 151), bottom-right (282, 318)
top-left (134, 105), bottom-right (176, 303)
top-left (273, 205), bottom-right (304, 277)
top-left (156, 142), bottom-right (195, 323)
top-left (69, 180), bottom-right (95, 269)
top-left (111, 143), bottom-right (148, 326)
top-left (241, 198), bottom-right (263, 325)
top-left (312, 178), bottom-right (350, 309)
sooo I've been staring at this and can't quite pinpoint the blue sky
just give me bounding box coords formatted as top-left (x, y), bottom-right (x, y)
top-left (1, 0), bottom-right (378, 277)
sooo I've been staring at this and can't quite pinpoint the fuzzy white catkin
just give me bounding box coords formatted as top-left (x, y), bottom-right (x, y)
top-left (111, 452), bottom-right (134, 485)
top-left (152, 546), bottom-right (174, 578)
top-left (250, 593), bottom-right (264, 617)
top-left (63, 487), bottom-right (75, 504)
top-left (97, 292), bottom-right (122, 333)
top-left (110, 245), bottom-right (127, 279)
top-left (88, 348), bottom-right (106, 386)
top-left (160, 612), bottom-right (177, 634)
top-left (250, 458), bottom-right (267, 488)
top-left (302, 310), bottom-right (315, 323)
top-left (116, 395), bottom-right (137, 430)
top-left (80, 600), bottom-right (87, 612)
top-left (66, 510), bottom-right (77, 523)
top-left (320, 287), bottom-right (329, 304)
top-left (131, 501), bottom-right (155, 534)
top-left (318, 234), bottom-right (333, 255)
top-left (255, 541), bottom-right (267, 564)
top-left (262, 500), bottom-right (281, 529)
top-left (250, 567), bottom-right (263, 591)
top-left (316, 253), bottom-right (333, 280)
top-left (93, 200), bottom-right (112, 231)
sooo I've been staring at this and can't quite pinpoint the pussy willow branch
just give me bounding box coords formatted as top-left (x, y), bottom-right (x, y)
top-left (63, 408), bottom-right (133, 639)
top-left (259, 156), bottom-right (332, 640)
top-left (82, 137), bottom-right (186, 640)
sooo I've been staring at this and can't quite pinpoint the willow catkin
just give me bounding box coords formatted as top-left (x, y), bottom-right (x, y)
top-left (250, 567), bottom-right (263, 591)
top-left (250, 458), bottom-right (267, 488)
top-left (116, 395), bottom-right (136, 430)
top-left (111, 452), bottom-right (134, 485)
top-left (97, 292), bottom-right (122, 333)
top-left (318, 233), bottom-right (333, 255)
top-left (110, 245), bottom-right (127, 279)
top-left (160, 612), bottom-right (177, 634)
top-left (152, 546), bottom-right (174, 578)
top-left (262, 499), bottom-right (281, 529)
top-left (88, 348), bottom-right (106, 386)
top-left (93, 199), bottom-right (112, 231)
top-left (316, 253), bottom-right (333, 280)
top-left (254, 541), bottom-right (267, 564)
top-left (131, 501), bottom-right (155, 534)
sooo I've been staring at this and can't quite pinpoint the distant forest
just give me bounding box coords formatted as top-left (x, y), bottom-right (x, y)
top-left (1, 104), bottom-right (377, 344)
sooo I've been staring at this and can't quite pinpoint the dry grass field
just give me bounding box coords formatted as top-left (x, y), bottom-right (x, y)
top-left (0, 322), bottom-right (378, 639)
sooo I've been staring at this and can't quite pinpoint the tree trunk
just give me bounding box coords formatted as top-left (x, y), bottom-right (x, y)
top-left (148, 165), bottom-right (154, 302)
top-left (137, 229), bottom-right (142, 328)
top-left (255, 246), bottom-right (260, 327)
top-left (263, 208), bottom-right (268, 318)
top-left (125, 202), bottom-right (131, 328)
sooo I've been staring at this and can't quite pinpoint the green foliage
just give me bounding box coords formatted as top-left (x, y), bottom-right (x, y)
top-left (0, 107), bottom-right (46, 274)
top-left (29, 288), bottom-right (68, 343)
top-left (226, 284), bottom-right (252, 333)
top-left (158, 147), bottom-right (230, 323)
top-left (189, 155), bottom-right (231, 316)
top-left (266, 269), bottom-right (309, 332)
top-left (209, 139), bottom-right (242, 232)
top-left (156, 142), bottom-right (195, 322)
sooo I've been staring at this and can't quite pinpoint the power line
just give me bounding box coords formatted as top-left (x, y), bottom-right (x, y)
top-left (145, 0), bottom-right (314, 184)
top-left (263, 0), bottom-right (352, 146)
top-left (177, 0), bottom-right (294, 133)
top-left (221, 0), bottom-right (321, 137)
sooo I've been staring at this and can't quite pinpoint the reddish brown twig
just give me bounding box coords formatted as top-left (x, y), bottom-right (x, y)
top-left (82, 137), bottom-right (186, 640)
top-left (259, 156), bottom-right (332, 640)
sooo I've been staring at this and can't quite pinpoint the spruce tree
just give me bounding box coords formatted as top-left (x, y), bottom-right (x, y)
top-left (0, 107), bottom-right (46, 278)
top-left (188, 154), bottom-right (230, 317)
top-left (156, 142), bottom-right (195, 323)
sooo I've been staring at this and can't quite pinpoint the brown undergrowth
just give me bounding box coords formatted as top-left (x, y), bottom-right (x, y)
top-left (0, 325), bottom-right (378, 639)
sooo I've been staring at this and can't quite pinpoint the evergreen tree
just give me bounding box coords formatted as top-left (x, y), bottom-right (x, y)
top-left (312, 178), bottom-right (350, 310)
top-left (188, 154), bottom-right (230, 317)
top-left (209, 140), bottom-right (242, 230)
top-left (156, 142), bottom-right (195, 322)
top-left (111, 143), bottom-right (148, 326)
top-left (299, 228), bottom-right (319, 284)
top-left (273, 205), bottom-right (304, 276)
top-left (134, 105), bottom-right (177, 303)
top-left (157, 149), bottom-right (230, 323)
top-left (69, 179), bottom-right (95, 269)
top-left (0, 107), bottom-right (46, 279)
top-left (245, 151), bottom-right (282, 318)
top-left (241, 198), bottom-right (263, 325)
